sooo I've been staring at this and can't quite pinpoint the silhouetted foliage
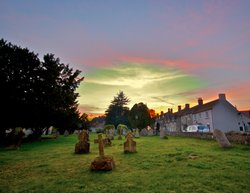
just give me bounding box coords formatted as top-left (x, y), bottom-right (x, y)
top-left (79, 113), bottom-right (90, 131)
top-left (105, 91), bottom-right (130, 128)
top-left (128, 102), bottom-right (153, 130)
top-left (0, 38), bottom-right (83, 145)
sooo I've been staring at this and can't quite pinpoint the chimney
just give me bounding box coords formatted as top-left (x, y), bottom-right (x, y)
top-left (185, 104), bottom-right (190, 109)
top-left (219, 93), bottom-right (226, 100)
top-left (198, 97), bottom-right (203, 105)
top-left (170, 108), bottom-right (173, 113)
top-left (168, 108), bottom-right (170, 113)
top-left (178, 105), bottom-right (181, 112)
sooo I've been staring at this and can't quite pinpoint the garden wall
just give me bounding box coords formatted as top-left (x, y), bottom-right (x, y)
top-left (166, 131), bottom-right (250, 145)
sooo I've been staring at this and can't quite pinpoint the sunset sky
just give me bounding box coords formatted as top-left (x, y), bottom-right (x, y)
top-left (1, 0), bottom-right (250, 116)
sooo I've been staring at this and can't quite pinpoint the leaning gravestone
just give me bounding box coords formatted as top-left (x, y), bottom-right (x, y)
top-left (213, 129), bottom-right (232, 148)
top-left (75, 130), bottom-right (90, 154)
top-left (90, 134), bottom-right (115, 171)
top-left (124, 132), bottom-right (136, 153)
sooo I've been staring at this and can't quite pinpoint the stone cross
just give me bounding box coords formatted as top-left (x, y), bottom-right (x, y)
top-left (98, 134), bottom-right (105, 157)
top-left (127, 132), bottom-right (133, 150)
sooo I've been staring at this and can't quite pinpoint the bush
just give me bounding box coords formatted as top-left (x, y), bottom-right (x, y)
top-left (96, 128), bottom-right (104, 133)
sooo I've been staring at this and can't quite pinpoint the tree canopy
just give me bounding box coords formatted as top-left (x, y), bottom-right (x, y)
top-left (128, 102), bottom-right (153, 130)
top-left (105, 91), bottom-right (130, 128)
top-left (0, 39), bottom-right (83, 144)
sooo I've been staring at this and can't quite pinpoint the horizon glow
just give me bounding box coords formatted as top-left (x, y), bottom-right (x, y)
top-left (1, 0), bottom-right (249, 115)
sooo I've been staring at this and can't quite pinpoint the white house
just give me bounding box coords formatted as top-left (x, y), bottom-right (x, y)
top-left (157, 93), bottom-right (250, 133)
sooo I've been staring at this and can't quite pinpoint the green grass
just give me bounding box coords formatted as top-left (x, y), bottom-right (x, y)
top-left (0, 134), bottom-right (250, 193)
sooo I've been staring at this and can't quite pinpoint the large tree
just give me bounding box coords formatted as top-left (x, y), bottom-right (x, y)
top-left (128, 102), bottom-right (153, 130)
top-left (0, 39), bottom-right (83, 144)
top-left (105, 91), bottom-right (130, 127)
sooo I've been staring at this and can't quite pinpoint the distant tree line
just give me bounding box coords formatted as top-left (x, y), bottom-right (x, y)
top-left (0, 38), bottom-right (86, 145)
top-left (105, 91), bottom-right (154, 130)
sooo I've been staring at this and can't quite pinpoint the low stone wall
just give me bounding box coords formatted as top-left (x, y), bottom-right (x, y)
top-left (226, 132), bottom-right (250, 145)
top-left (166, 131), bottom-right (250, 145)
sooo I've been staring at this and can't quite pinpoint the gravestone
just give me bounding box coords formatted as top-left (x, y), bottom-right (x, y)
top-left (148, 128), bottom-right (154, 136)
top-left (213, 129), bottom-right (232, 148)
top-left (134, 128), bottom-right (140, 138)
top-left (103, 134), bottom-right (112, 147)
top-left (64, 130), bottom-right (69, 137)
top-left (160, 128), bottom-right (168, 139)
top-left (118, 128), bottom-right (123, 140)
top-left (106, 129), bottom-right (114, 140)
top-left (75, 130), bottom-right (90, 154)
top-left (6, 127), bottom-right (25, 149)
top-left (140, 128), bottom-right (148, 136)
top-left (124, 132), bottom-right (136, 153)
top-left (90, 134), bottom-right (115, 171)
top-left (48, 126), bottom-right (53, 135)
top-left (94, 134), bottom-right (112, 147)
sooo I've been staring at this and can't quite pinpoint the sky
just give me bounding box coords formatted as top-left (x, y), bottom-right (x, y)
top-left (1, 0), bottom-right (250, 116)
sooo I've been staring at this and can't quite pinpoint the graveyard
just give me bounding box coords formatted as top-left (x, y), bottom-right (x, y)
top-left (0, 133), bottom-right (250, 193)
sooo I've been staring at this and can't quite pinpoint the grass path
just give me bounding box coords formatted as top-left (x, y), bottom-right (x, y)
top-left (0, 134), bottom-right (250, 193)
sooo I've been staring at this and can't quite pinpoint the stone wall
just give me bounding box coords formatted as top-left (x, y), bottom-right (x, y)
top-left (166, 132), bottom-right (250, 145)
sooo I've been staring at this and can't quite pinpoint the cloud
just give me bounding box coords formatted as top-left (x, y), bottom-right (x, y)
top-left (77, 62), bottom-right (206, 114)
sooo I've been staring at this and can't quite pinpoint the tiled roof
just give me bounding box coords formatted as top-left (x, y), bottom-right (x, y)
top-left (172, 99), bottom-right (219, 117)
top-left (240, 110), bottom-right (250, 118)
top-left (193, 99), bottom-right (219, 114)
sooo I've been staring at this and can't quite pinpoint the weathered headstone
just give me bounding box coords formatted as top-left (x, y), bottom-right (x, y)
top-left (48, 126), bottom-right (53, 135)
top-left (75, 130), bottom-right (90, 154)
top-left (94, 134), bottom-right (112, 147)
top-left (118, 127), bottom-right (123, 140)
top-left (106, 129), bottom-right (114, 140)
top-left (90, 134), bottom-right (115, 171)
top-left (213, 129), bottom-right (232, 148)
top-left (148, 128), bottom-right (154, 136)
top-left (64, 130), bottom-right (69, 137)
top-left (6, 127), bottom-right (25, 149)
top-left (140, 128), bottom-right (148, 136)
top-left (134, 128), bottom-right (140, 138)
top-left (103, 134), bottom-right (112, 147)
top-left (124, 132), bottom-right (136, 153)
top-left (160, 128), bottom-right (168, 139)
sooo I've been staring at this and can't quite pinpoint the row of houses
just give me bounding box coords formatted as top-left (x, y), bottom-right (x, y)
top-left (156, 94), bottom-right (250, 133)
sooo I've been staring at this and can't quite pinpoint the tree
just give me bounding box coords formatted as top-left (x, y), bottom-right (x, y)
top-left (0, 39), bottom-right (83, 144)
top-left (79, 113), bottom-right (90, 131)
top-left (105, 91), bottom-right (130, 127)
top-left (128, 102), bottom-right (152, 130)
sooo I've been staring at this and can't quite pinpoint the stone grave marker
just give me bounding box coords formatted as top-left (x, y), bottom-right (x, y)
top-left (90, 134), bottom-right (115, 171)
top-left (124, 132), bottom-right (136, 153)
top-left (134, 128), bottom-right (140, 138)
top-left (140, 128), bottom-right (148, 136)
top-left (94, 134), bottom-right (112, 147)
top-left (213, 129), bottom-right (232, 148)
top-left (75, 130), bottom-right (90, 154)
top-left (64, 130), bottom-right (69, 137)
top-left (160, 128), bottom-right (168, 139)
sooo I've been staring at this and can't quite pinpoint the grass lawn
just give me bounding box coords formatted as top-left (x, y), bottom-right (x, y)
top-left (0, 133), bottom-right (250, 193)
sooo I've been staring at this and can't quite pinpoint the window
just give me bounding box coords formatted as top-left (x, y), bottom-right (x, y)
top-left (205, 111), bottom-right (209, 119)
top-left (199, 113), bottom-right (202, 118)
